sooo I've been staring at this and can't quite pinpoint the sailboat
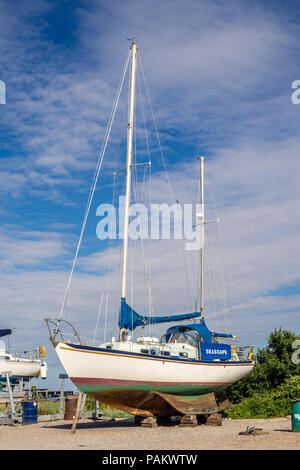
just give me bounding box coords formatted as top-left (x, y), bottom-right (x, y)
top-left (46, 42), bottom-right (254, 418)
top-left (0, 328), bottom-right (47, 382)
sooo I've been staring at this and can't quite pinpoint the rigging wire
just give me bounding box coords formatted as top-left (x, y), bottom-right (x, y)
top-left (205, 167), bottom-right (233, 334)
top-left (104, 290), bottom-right (109, 343)
top-left (102, 88), bottom-right (129, 343)
top-left (205, 235), bottom-right (221, 334)
top-left (102, 168), bottom-right (127, 343)
top-left (137, 52), bottom-right (194, 316)
top-left (93, 293), bottom-right (104, 345)
top-left (55, 49), bottom-right (131, 335)
top-left (135, 63), bottom-right (154, 317)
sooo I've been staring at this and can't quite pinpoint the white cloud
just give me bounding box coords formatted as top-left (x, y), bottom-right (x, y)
top-left (0, 228), bottom-right (68, 270)
top-left (0, 0), bottom-right (299, 388)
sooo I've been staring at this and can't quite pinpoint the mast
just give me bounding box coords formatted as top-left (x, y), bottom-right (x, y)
top-left (200, 156), bottom-right (205, 318)
top-left (121, 42), bottom-right (138, 302)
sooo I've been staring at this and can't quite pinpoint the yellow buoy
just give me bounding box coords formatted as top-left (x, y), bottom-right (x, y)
top-left (38, 346), bottom-right (46, 357)
top-left (247, 347), bottom-right (254, 360)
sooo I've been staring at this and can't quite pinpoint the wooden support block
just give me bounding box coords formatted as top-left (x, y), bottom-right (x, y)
top-left (179, 414), bottom-right (198, 427)
top-left (206, 413), bottom-right (222, 426)
top-left (140, 416), bottom-right (157, 428)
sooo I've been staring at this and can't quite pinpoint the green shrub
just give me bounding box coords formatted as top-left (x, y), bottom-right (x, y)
top-left (228, 328), bottom-right (300, 404)
top-left (225, 375), bottom-right (300, 419)
top-left (98, 403), bottom-right (133, 418)
top-left (38, 399), bottom-right (60, 415)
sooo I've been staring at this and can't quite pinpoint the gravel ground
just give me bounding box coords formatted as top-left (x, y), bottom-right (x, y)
top-left (0, 416), bottom-right (299, 450)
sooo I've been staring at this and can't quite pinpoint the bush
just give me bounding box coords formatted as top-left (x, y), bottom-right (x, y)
top-left (225, 375), bottom-right (300, 419)
top-left (227, 328), bottom-right (300, 404)
top-left (38, 399), bottom-right (60, 415)
top-left (84, 397), bottom-right (132, 418)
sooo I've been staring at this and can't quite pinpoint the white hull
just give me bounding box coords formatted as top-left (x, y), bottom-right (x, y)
top-left (54, 341), bottom-right (253, 415)
top-left (55, 341), bottom-right (254, 390)
top-left (0, 357), bottom-right (41, 378)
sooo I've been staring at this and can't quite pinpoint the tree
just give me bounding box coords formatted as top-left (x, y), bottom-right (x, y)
top-left (227, 328), bottom-right (300, 404)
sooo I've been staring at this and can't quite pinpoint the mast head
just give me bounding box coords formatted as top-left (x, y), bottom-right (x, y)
top-left (127, 37), bottom-right (137, 48)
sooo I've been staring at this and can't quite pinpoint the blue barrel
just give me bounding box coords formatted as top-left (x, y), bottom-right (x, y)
top-left (22, 400), bottom-right (38, 425)
top-left (291, 400), bottom-right (300, 432)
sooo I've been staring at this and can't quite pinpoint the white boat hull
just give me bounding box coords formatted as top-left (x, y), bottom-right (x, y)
top-left (0, 357), bottom-right (41, 379)
top-left (55, 341), bottom-right (254, 416)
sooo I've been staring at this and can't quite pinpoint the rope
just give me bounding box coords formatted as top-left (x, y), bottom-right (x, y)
top-left (130, 59), bottom-right (155, 325)
top-left (206, 167), bottom-right (233, 335)
top-left (104, 291), bottom-right (109, 343)
top-left (93, 293), bottom-right (104, 344)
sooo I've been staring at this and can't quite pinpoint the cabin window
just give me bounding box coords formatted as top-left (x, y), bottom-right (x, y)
top-left (161, 351), bottom-right (170, 356)
top-left (106, 345), bottom-right (112, 349)
top-left (179, 352), bottom-right (188, 358)
top-left (140, 349), bottom-right (149, 354)
top-left (150, 348), bottom-right (160, 356)
top-left (168, 331), bottom-right (201, 347)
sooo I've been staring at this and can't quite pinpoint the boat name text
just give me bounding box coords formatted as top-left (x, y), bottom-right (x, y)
top-left (204, 349), bottom-right (229, 355)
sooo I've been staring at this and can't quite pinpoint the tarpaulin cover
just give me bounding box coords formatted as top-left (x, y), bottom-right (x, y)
top-left (0, 329), bottom-right (12, 338)
top-left (119, 297), bottom-right (201, 331)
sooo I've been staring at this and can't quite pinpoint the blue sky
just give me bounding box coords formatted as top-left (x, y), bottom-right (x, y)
top-left (0, 0), bottom-right (300, 388)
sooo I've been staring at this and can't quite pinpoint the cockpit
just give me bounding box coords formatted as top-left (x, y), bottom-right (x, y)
top-left (161, 326), bottom-right (204, 348)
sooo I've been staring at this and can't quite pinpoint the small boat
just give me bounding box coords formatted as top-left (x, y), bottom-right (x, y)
top-left (0, 329), bottom-right (47, 382)
top-left (46, 42), bottom-right (254, 418)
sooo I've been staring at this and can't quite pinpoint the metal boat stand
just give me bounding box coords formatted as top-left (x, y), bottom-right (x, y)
top-left (0, 371), bottom-right (21, 425)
